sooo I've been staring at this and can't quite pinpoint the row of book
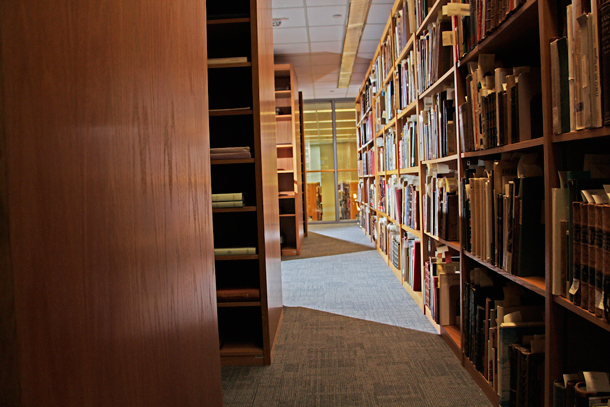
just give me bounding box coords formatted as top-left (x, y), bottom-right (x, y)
top-left (393, 0), bottom-right (416, 60)
top-left (416, 15), bottom-right (453, 94)
top-left (376, 80), bottom-right (396, 131)
top-left (385, 175), bottom-right (420, 230)
top-left (550, 166), bottom-right (610, 322)
top-left (423, 169), bottom-right (459, 241)
top-left (459, 57), bottom-right (542, 153)
top-left (375, 33), bottom-right (394, 87)
top-left (398, 116), bottom-right (418, 169)
top-left (454, 0), bottom-right (528, 60)
top-left (359, 78), bottom-right (374, 120)
top-left (389, 223), bottom-right (401, 269)
top-left (423, 248), bottom-right (460, 324)
top-left (401, 235), bottom-right (421, 289)
top-left (553, 372), bottom-right (610, 407)
top-left (420, 89), bottom-right (456, 161)
top-left (463, 267), bottom-right (545, 407)
top-left (397, 50), bottom-right (417, 110)
top-left (358, 148), bottom-right (375, 177)
top-left (210, 146), bottom-right (251, 160)
top-left (385, 130), bottom-right (398, 172)
top-left (357, 112), bottom-right (374, 149)
top-left (461, 154), bottom-right (545, 277)
top-left (549, 0), bottom-right (610, 135)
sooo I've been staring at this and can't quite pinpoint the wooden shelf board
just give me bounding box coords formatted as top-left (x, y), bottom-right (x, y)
top-left (279, 213), bottom-right (296, 218)
top-left (395, 34), bottom-right (416, 68)
top-left (357, 106), bottom-right (373, 127)
top-left (211, 158), bottom-right (255, 165)
top-left (215, 254), bottom-right (259, 261)
top-left (278, 170), bottom-right (294, 174)
top-left (217, 301), bottom-right (261, 308)
top-left (403, 281), bottom-right (424, 310)
top-left (463, 251), bottom-right (546, 296)
top-left (375, 128), bottom-right (384, 138)
top-left (208, 62), bottom-right (252, 69)
top-left (461, 137), bottom-right (544, 158)
top-left (385, 169), bottom-right (399, 175)
top-left (277, 144), bottom-right (293, 149)
top-left (463, 357), bottom-right (500, 407)
top-left (358, 137), bottom-right (375, 152)
top-left (419, 66), bottom-right (456, 100)
top-left (416, 0), bottom-right (449, 37)
top-left (276, 114), bottom-right (292, 120)
top-left (384, 117), bottom-right (396, 132)
top-left (400, 224), bottom-right (421, 237)
top-left (275, 89), bottom-right (291, 95)
top-left (281, 247), bottom-right (298, 256)
top-left (397, 100), bottom-right (417, 120)
top-left (424, 305), bottom-right (442, 334)
top-left (278, 192), bottom-right (296, 199)
top-left (552, 126), bottom-right (610, 143)
top-left (212, 206), bottom-right (256, 213)
top-left (458, 0), bottom-right (538, 67)
top-left (441, 325), bottom-right (462, 355)
top-left (209, 108), bottom-right (252, 116)
top-left (399, 166), bottom-right (419, 175)
top-left (380, 68), bottom-right (394, 90)
top-left (423, 231), bottom-right (460, 251)
top-left (553, 296), bottom-right (610, 333)
top-left (220, 342), bottom-right (264, 357)
top-left (389, 261), bottom-right (402, 282)
top-left (422, 153), bottom-right (458, 165)
top-left (207, 17), bottom-right (250, 25)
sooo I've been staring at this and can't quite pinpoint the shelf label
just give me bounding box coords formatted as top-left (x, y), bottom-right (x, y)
top-left (442, 3), bottom-right (470, 16)
top-left (569, 278), bottom-right (580, 295)
top-left (442, 31), bottom-right (455, 46)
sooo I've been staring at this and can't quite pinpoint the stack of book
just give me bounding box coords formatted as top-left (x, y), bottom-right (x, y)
top-left (423, 169), bottom-right (458, 241)
top-left (424, 248), bottom-right (459, 324)
top-left (459, 55), bottom-right (542, 152)
top-left (553, 372), bottom-right (610, 407)
top-left (550, 0), bottom-right (609, 134)
top-left (420, 89), bottom-right (456, 161)
top-left (401, 234), bottom-right (421, 290)
top-left (210, 146), bottom-right (251, 160)
top-left (416, 15), bottom-right (453, 94)
top-left (212, 192), bottom-right (245, 208)
top-left (393, 0), bottom-right (415, 60)
top-left (550, 165), bottom-right (610, 322)
top-left (398, 51), bottom-right (417, 110)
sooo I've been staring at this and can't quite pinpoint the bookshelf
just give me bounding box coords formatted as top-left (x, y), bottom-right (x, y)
top-left (207, 0), bottom-right (283, 366)
top-left (275, 64), bottom-right (304, 256)
top-left (355, 0), bottom-right (610, 406)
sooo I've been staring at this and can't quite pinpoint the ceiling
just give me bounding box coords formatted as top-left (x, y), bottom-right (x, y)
top-left (272, 0), bottom-right (394, 101)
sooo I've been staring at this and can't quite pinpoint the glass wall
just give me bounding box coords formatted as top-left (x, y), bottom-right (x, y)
top-left (303, 100), bottom-right (358, 222)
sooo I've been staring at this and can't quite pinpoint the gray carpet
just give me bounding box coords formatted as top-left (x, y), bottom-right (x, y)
top-left (221, 224), bottom-right (492, 407)
top-left (283, 231), bottom-right (375, 260)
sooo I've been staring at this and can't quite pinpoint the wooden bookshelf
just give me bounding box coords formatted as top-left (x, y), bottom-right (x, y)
top-left (206, 0), bottom-right (282, 367)
top-left (275, 64), bottom-right (304, 257)
top-left (355, 0), bottom-right (610, 405)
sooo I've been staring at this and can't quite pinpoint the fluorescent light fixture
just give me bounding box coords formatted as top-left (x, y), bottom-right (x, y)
top-left (338, 0), bottom-right (372, 88)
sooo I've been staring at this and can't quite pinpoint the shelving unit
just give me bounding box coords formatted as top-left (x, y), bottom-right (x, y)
top-left (206, 0), bottom-right (282, 366)
top-left (275, 64), bottom-right (304, 256)
top-left (355, 0), bottom-right (610, 406)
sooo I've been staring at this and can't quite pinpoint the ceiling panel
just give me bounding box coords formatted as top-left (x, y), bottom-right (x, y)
top-left (271, 8), bottom-right (307, 28)
top-left (273, 27), bottom-right (309, 44)
top-left (308, 25), bottom-right (344, 42)
top-left (272, 0), bottom-right (394, 100)
top-left (274, 43), bottom-right (310, 54)
top-left (306, 6), bottom-right (347, 27)
top-left (310, 41), bottom-right (342, 53)
top-left (361, 23), bottom-right (386, 41)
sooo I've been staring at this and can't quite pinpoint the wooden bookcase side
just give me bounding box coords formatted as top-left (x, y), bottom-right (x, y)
top-left (298, 92), bottom-right (308, 237)
top-left (356, 0), bottom-right (610, 405)
top-left (207, 0), bottom-right (283, 367)
top-left (274, 63), bottom-right (304, 256)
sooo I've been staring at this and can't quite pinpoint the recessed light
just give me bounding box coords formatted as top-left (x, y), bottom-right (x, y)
top-left (332, 14), bottom-right (342, 18)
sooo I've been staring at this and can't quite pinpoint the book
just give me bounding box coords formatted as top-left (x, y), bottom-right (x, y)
top-left (550, 37), bottom-right (571, 134)
top-left (214, 247), bottom-right (256, 256)
top-left (603, 205), bottom-right (610, 321)
top-left (552, 188), bottom-right (569, 294)
top-left (212, 193), bottom-right (244, 202)
top-left (553, 380), bottom-right (566, 407)
top-left (601, 1), bottom-right (610, 125)
top-left (516, 177), bottom-right (545, 277)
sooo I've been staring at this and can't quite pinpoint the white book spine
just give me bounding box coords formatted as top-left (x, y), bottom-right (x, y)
top-left (567, 5), bottom-right (576, 131)
top-left (589, 1), bottom-right (602, 128)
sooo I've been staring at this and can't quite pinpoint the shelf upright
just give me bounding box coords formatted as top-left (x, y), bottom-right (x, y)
top-left (206, 0), bottom-right (282, 366)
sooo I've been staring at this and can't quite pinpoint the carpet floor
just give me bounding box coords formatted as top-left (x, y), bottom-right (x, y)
top-left (282, 230), bottom-right (375, 260)
top-left (221, 224), bottom-right (492, 407)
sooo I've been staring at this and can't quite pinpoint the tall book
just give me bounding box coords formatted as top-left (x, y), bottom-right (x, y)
top-left (603, 205), bottom-right (610, 321)
top-left (601, 1), bottom-right (610, 125)
top-left (516, 177), bottom-right (545, 277)
top-left (552, 188), bottom-right (569, 294)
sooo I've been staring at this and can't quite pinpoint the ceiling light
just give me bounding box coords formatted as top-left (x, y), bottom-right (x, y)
top-left (272, 18), bottom-right (289, 27)
top-left (338, 0), bottom-right (372, 89)
top-left (333, 14), bottom-right (343, 18)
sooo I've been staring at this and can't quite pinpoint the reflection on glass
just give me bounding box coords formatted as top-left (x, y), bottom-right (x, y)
top-left (306, 172), bottom-right (336, 221)
top-left (304, 101), bottom-right (358, 222)
top-left (338, 171), bottom-right (358, 220)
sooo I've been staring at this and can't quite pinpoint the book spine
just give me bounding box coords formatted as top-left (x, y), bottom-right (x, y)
top-left (572, 202), bottom-right (583, 306)
top-left (212, 193), bottom-right (244, 202)
top-left (212, 201), bottom-right (244, 208)
top-left (594, 205), bottom-right (604, 317)
top-left (214, 247), bottom-right (256, 256)
top-left (581, 204), bottom-right (590, 309)
top-left (603, 205), bottom-right (610, 321)
top-left (601, 2), bottom-right (610, 125)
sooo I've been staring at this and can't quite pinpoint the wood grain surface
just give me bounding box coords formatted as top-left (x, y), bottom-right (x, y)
top-left (251, 0), bottom-right (283, 364)
top-left (0, 0), bottom-right (223, 405)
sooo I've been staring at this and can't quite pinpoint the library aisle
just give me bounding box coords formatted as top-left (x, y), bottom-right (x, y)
top-left (221, 224), bottom-right (492, 407)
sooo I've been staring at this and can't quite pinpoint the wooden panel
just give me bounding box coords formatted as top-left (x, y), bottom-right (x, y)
top-left (0, 0), bottom-right (222, 406)
top-left (252, 0), bottom-right (283, 365)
